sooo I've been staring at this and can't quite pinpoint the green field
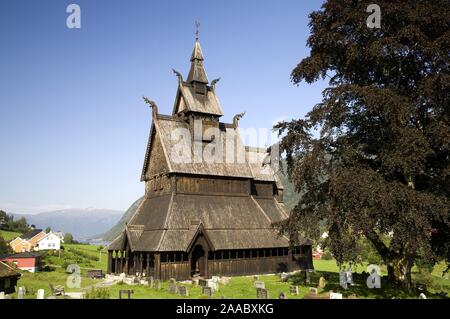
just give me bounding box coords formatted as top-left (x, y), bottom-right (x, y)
top-left (0, 230), bottom-right (21, 241)
top-left (11, 251), bottom-right (448, 299)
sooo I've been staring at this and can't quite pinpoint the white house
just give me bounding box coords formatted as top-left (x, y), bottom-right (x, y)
top-left (36, 231), bottom-right (62, 251)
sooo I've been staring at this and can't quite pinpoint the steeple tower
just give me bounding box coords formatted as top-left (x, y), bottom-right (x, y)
top-left (187, 22), bottom-right (209, 85)
top-left (171, 25), bottom-right (223, 117)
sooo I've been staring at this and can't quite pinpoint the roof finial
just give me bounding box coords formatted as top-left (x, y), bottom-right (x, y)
top-left (195, 20), bottom-right (200, 41)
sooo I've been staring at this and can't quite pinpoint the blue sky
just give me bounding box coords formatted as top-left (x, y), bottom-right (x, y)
top-left (0, 0), bottom-right (327, 214)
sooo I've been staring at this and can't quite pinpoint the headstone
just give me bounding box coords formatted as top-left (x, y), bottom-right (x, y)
top-left (280, 272), bottom-right (290, 282)
top-left (140, 279), bottom-right (148, 285)
top-left (339, 271), bottom-right (348, 290)
top-left (169, 278), bottom-right (176, 284)
top-left (199, 279), bottom-right (208, 287)
top-left (256, 288), bottom-right (269, 299)
top-left (419, 293), bottom-right (427, 299)
top-left (178, 286), bottom-right (189, 297)
top-left (346, 269), bottom-right (353, 285)
top-left (211, 276), bottom-right (220, 283)
top-left (36, 289), bottom-right (45, 299)
top-left (202, 286), bottom-right (213, 297)
top-left (254, 280), bottom-right (265, 289)
top-left (330, 292), bottom-right (343, 299)
top-left (0, 292), bottom-right (5, 299)
top-left (119, 289), bottom-right (133, 299)
top-left (289, 286), bottom-right (299, 296)
top-left (305, 271), bottom-right (311, 284)
top-left (309, 287), bottom-right (318, 295)
top-left (148, 276), bottom-right (154, 288)
top-left (169, 282), bottom-right (178, 294)
top-left (253, 275), bottom-right (259, 281)
top-left (318, 276), bottom-right (327, 288)
top-left (17, 287), bottom-right (25, 299)
top-left (155, 279), bottom-right (161, 290)
top-left (278, 292), bottom-right (287, 299)
top-left (207, 280), bottom-right (219, 292)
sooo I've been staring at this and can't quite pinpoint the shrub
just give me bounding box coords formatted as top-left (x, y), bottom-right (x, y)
top-left (321, 251), bottom-right (333, 260)
top-left (84, 287), bottom-right (110, 299)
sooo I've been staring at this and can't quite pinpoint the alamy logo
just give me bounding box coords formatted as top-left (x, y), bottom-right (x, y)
top-left (66, 4), bottom-right (81, 29)
top-left (366, 4), bottom-right (381, 29)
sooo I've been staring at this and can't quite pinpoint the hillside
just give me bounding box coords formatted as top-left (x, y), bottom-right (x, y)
top-left (99, 197), bottom-right (144, 241)
top-left (13, 209), bottom-right (123, 241)
top-left (100, 166), bottom-right (301, 242)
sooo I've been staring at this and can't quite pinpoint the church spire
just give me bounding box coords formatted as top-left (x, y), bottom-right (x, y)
top-left (187, 22), bottom-right (209, 84)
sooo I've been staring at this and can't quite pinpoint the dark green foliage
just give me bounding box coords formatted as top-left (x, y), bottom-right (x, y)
top-left (275, 0), bottom-right (450, 291)
top-left (64, 233), bottom-right (74, 244)
top-left (84, 287), bottom-right (110, 299)
top-left (0, 235), bottom-right (11, 254)
top-left (0, 210), bottom-right (31, 233)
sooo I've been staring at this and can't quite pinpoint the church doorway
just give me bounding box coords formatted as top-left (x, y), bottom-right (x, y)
top-left (191, 244), bottom-right (206, 277)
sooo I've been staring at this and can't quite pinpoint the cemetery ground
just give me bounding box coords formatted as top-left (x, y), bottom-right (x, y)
top-left (8, 241), bottom-right (449, 299)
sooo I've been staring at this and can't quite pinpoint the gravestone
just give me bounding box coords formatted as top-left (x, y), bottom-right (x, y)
top-left (211, 276), bottom-right (220, 283)
top-left (346, 269), bottom-right (353, 285)
top-left (305, 271), bottom-right (311, 284)
top-left (0, 292), bottom-right (4, 299)
top-left (169, 282), bottom-right (178, 294)
top-left (254, 281), bottom-right (265, 289)
top-left (169, 278), bottom-right (176, 284)
top-left (280, 272), bottom-right (290, 282)
top-left (256, 288), bottom-right (269, 299)
top-left (119, 289), bottom-right (134, 299)
top-left (199, 279), bottom-right (208, 287)
top-left (155, 279), bottom-right (161, 290)
top-left (419, 293), bottom-right (427, 299)
top-left (207, 280), bottom-right (219, 292)
top-left (330, 292), bottom-right (343, 299)
top-left (289, 286), bottom-right (299, 296)
top-left (178, 286), bottom-right (189, 297)
top-left (253, 275), bottom-right (259, 281)
top-left (202, 286), bottom-right (213, 297)
top-left (278, 292), bottom-right (287, 299)
top-left (148, 276), bottom-right (154, 288)
top-left (318, 276), bottom-right (327, 288)
top-left (309, 287), bottom-right (318, 295)
top-left (339, 271), bottom-right (348, 290)
top-left (17, 287), bottom-right (25, 299)
top-left (36, 289), bottom-right (45, 299)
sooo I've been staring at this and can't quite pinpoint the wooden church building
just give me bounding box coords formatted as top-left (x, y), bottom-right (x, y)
top-left (107, 37), bottom-right (313, 280)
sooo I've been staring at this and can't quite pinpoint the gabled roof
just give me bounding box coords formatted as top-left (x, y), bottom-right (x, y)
top-left (0, 261), bottom-right (21, 278)
top-left (20, 229), bottom-right (43, 240)
top-left (0, 252), bottom-right (41, 259)
top-left (172, 82), bottom-right (223, 116)
top-left (108, 192), bottom-right (302, 252)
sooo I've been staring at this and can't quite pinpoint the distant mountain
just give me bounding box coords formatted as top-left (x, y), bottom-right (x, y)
top-left (98, 197), bottom-right (144, 242)
top-left (100, 165), bottom-right (302, 242)
top-left (13, 208), bottom-right (123, 241)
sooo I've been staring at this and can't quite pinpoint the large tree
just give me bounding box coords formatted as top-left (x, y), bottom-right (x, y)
top-left (276, 0), bottom-right (449, 290)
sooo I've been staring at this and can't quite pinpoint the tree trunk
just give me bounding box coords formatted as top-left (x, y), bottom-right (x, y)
top-left (385, 256), bottom-right (414, 292)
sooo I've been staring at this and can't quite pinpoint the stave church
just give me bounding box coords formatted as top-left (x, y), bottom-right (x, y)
top-left (107, 35), bottom-right (313, 280)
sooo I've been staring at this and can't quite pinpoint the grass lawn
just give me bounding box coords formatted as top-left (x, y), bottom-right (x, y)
top-left (11, 246), bottom-right (449, 299)
top-left (17, 268), bottom-right (98, 299)
top-left (0, 229), bottom-right (21, 241)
